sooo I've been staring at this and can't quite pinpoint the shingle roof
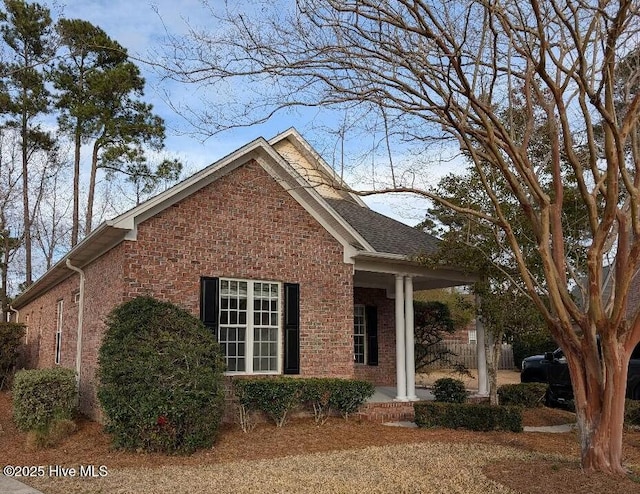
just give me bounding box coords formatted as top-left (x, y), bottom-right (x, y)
top-left (325, 198), bottom-right (440, 257)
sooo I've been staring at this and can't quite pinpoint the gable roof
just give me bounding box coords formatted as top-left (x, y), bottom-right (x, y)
top-left (12, 128), bottom-right (444, 308)
top-left (325, 198), bottom-right (439, 257)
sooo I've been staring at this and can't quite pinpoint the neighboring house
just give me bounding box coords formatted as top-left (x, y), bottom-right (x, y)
top-left (10, 128), bottom-right (476, 420)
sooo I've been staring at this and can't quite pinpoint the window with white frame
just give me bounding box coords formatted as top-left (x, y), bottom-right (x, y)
top-left (353, 305), bottom-right (366, 364)
top-left (24, 314), bottom-right (30, 344)
top-left (219, 279), bottom-right (280, 374)
top-left (55, 300), bottom-right (63, 364)
top-left (468, 329), bottom-right (477, 344)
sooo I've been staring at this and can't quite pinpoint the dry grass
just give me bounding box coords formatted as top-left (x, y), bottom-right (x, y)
top-left (2, 389), bottom-right (639, 494)
top-left (416, 369), bottom-right (523, 389)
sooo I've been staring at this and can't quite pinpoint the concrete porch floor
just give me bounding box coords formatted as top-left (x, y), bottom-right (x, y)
top-left (369, 386), bottom-right (435, 403)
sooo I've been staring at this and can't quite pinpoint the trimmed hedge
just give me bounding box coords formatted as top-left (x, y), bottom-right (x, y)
top-left (497, 383), bottom-right (547, 408)
top-left (414, 401), bottom-right (523, 432)
top-left (328, 378), bottom-right (376, 418)
top-left (234, 377), bottom-right (375, 427)
top-left (12, 368), bottom-right (77, 432)
top-left (0, 322), bottom-right (26, 390)
top-left (98, 296), bottom-right (226, 454)
top-left (234, 377), bottom-right (303, 427)
top-left (432, 377), bottom-right (468, 403)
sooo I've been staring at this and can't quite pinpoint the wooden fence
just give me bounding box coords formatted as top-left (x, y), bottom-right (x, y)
top-left (423, 341), bottom-right (515, 370)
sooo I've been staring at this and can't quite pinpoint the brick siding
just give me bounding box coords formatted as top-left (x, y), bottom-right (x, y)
top-left (18, 159), bottom-right (357, 420)
top-left (353, 287), bottom-right (396, 386)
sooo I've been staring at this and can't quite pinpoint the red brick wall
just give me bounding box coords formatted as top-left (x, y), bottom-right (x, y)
top-left (17, 246), bottom-right (126, 420)
top-left (78, 245), bottom-right (126, 419)
top-left (19, 275), bottom-right (79, 371)
top-left (353, 287), bottom-right (396, 386)
top-left (17, 158), bottom-right (359, 421)
top-left (122, 159), bottom-right (355, 378)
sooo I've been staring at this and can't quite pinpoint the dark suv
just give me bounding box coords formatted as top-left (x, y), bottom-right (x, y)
top-left (520, 348), bottom-right (564, 383)
top-left (545, 342), bottom-right (640, 407)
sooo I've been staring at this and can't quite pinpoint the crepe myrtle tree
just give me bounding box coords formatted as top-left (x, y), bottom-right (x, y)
top-left (161, 0), bottom-right (640, 473)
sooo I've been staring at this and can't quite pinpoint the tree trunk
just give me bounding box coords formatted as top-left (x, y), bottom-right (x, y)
top-left (71, 125), bottom-right (81, 247)
top-left (485, 330), bottom-right (502, 405)
top-left (1, 221), bottom-right (8, 320)
top-left (85, 142), bottom-right (99, 236)
top-left (567, 342), bottom-right (629, 474)
top-left (21, 104), bottom-right (32, 287)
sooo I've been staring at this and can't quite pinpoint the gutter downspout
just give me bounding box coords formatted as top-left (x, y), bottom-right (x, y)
top-left (66, 260), bottom-right (85, 386)
top-left (8, 304), bottom-right (18, 323)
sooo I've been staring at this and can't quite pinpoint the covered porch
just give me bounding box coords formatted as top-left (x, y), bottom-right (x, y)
top-left (352, 251), bottom-right (488, 403)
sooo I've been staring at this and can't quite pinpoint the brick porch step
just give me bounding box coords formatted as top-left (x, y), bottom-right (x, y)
top-left (357, 401), bottom-right (421, 423)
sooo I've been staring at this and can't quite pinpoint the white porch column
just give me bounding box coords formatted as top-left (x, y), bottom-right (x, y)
top-left (475, 293), bottom-right (489, 396)
top-left (395, 275), bottom-right (408, 401)
top-left (404, 275), bottom-right (418, 400)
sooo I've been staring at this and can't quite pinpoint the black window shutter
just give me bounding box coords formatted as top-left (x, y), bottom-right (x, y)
top-left (284, 283), bottom-right (300, 374)
top-left (365, 305), bottom-right (378, 366)
top-left (200, 277), bottom-right (219, 332)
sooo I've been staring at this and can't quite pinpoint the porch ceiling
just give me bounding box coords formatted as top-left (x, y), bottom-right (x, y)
top-left (353, 251), bottom-right (476, 292)
top-left (354, 269), bottom-right (473, 291)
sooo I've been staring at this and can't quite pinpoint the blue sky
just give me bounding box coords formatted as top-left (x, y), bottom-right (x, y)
top-left (42, 0), bottom-right (458, 226)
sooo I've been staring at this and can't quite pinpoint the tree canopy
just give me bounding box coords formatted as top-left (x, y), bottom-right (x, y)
top-left (0, 0), bottom-right (182, 309)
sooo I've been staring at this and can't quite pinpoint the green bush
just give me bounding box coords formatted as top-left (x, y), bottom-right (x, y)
top-left (234, 377), bottom-right (375, 426)
top-left (0, 322), bottom-right (26, 390)
top-left (300, 378), bottom-right (334, 424)
top-left (328, 379), bottom-right (375, 418)
top-left (625, 399), bottom-right (640, 427)
top-left (414, 401), bottom-right (523, 432)
top-left (12, 368), bottom-right (77, 432)
top-left (234, 377), bottom-right (303, 427)
top-left (26, 418), bottom-right (77, 449)
top-left (98, 296), bottom-right (225, 454)
top-left (432, 377), bottom-right (468, 403)
top-left (497, 383), bottom-right (547, 407)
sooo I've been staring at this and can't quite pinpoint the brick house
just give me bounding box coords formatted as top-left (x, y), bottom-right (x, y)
top-left (10, 128), bottom-right (476, 420)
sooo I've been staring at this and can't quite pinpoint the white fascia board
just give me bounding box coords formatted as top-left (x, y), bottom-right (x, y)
top-left (255, 152), bottom-right (376, 257)
top-left (12, 222), bottom-right (131, 308)
top-left (354, 252), bottom-right (478, 283)
top-left (108, 138), bottom-right (271, 234)
top-left (269, 128), bottom-right (368, 207)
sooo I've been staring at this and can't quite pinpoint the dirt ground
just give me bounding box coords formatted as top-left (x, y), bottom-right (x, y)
top-left (416, 369), bottom-right (522, 389)
top-left (1, 390), bottom-right (640, 493)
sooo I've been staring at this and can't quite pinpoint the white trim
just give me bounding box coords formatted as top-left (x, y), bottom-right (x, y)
top-left (55, 299), bottom-right (63, 365)
top-left (255, 155), bottom-right (375, 254)
top-left (269, 128), bottom-right (368, 207)
top-left (66, 260), bottom-right (85, 385)
top-left (394, 275), bottom-right (408, 401)
top-left (218, 278), bottom-right (282, 376)
top-left (404, 276), bottom-right (418, 401)
top-left (353, 304), bottom-right (367, 364)
top-left (468, 329), bottom-right (478, 344)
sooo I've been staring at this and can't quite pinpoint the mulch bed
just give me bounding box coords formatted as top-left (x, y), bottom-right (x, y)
top-left (1, 391), bottom-right (639, 493)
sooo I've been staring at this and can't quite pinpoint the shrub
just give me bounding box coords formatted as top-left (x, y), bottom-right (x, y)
top-left (98, 296), bottom-right (225, 454)
top-left (625, 399), bottom-right (640, 428)
top-left (234, 377), bottom-right (303, 427)
top-left (12, 368), bottom-right (77, 432)
top-left (300, 378), bottom-right (334, 425)
top-left (432, 377), bottom-right (468, 403)
top-left (234, 377), bottom-right (375, 427)
top-left (497, 383), bottom-right (547, 408)
top-left (0, 322), bottom-right (26, 390)
top-left (328, 379), bottom-right (375, 418)
top-left (414, 402), bottom-right (523, 432)
top-left (26, 418), bottom-right (77, 450)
